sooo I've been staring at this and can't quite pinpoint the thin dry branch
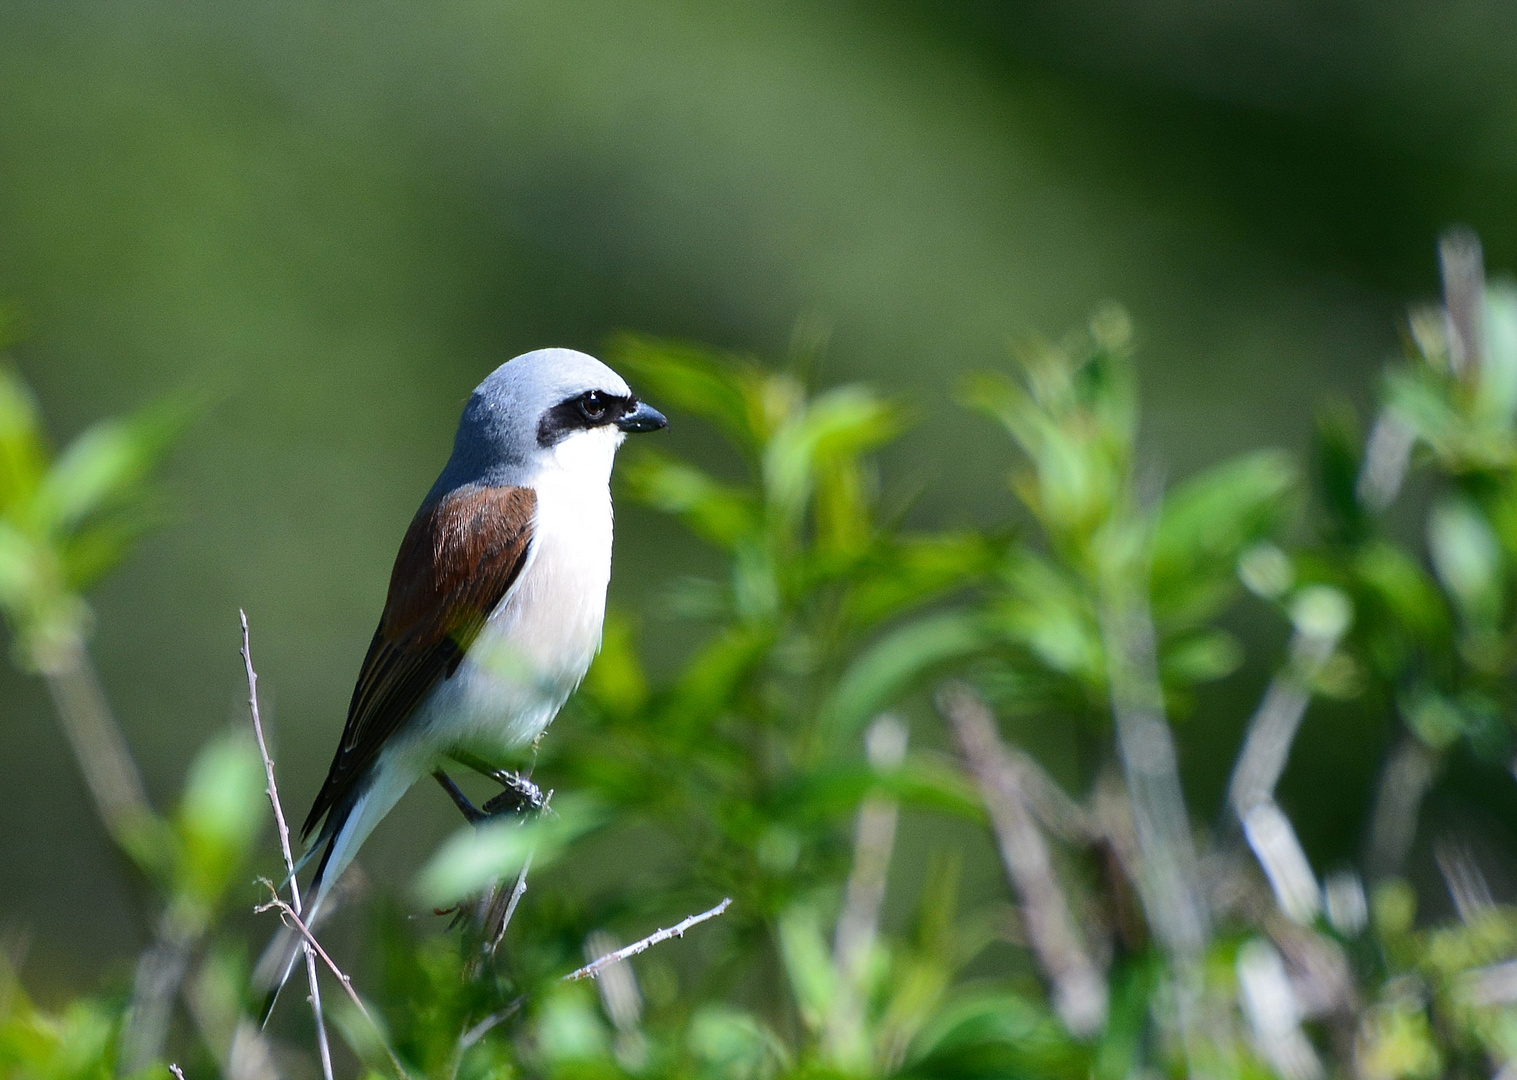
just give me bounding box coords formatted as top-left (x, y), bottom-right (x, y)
top-left (241, 611), bottom-right (333, 1080)
top-left (939, 684), bottom-right (1107, 1036)
top-left (256, 883), bottom-right (412, 1080)
top-left (566, 899), bottom-right (733, 982)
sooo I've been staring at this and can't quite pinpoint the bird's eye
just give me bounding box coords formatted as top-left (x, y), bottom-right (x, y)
top-left (578, 391), bottom-right (609, 422)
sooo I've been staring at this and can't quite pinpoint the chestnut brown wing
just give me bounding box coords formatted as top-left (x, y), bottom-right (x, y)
top-left (301, 484), bottom-right (536, 839)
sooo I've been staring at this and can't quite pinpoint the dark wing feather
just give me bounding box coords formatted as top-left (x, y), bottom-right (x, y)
top-left (301, 484), bottom-right (537, 839)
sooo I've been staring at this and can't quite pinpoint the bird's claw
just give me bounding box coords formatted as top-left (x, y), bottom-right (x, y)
top-left (482, 771), bottom-right (546, 816)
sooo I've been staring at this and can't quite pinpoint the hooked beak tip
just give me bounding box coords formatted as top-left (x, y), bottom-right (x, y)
top-left (616, 401), bottom-right (668, 433)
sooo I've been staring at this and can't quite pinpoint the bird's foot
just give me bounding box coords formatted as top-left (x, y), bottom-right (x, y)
top-left (482, 770), bottom-right (546, 817)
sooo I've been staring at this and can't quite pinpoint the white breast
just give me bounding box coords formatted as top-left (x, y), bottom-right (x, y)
top-left (412, 425), bottom-right (622, 757)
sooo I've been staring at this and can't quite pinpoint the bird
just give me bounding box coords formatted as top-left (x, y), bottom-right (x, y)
top-left (259, 347), bottom-right (666, 1017)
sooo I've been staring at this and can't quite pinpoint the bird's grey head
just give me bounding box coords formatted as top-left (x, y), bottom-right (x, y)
top-left (432, 348), bottom-right (667, 494)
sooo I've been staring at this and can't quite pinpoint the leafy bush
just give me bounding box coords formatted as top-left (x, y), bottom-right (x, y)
top-left (7, 235), bottom-right (1517, 1080)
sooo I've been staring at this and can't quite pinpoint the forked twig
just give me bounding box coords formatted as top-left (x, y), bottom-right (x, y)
top-left (240, 611), bottom-right (332, 1080)
top-left (566, 900), bottom-right (732, 981)
top-left (939, 685), bottom-right (1107, 1036)
top-left (256, 882), bottom-right (413, 1080)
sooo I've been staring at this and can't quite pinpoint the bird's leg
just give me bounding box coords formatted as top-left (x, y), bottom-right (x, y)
top-left (432, 770), bottom-right (486, 824)
top-left (448, 751), bottom-right (547, 817)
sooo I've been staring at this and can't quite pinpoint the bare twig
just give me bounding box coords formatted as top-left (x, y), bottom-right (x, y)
top-left (465, 763), bottom-right (545, 973)
top-left (1236, 939), bottom-right (1324, 1080)
top-left (256, 883), bottom-right (412, 1080)
top-left (1435, 839), bottom-right (1494, 923)
top-left (169, 1065), bottom-right (187, 1080)
top-left (1357, 412), bottom-right (1416, 512)
top-left (566, 900), bottom-right (733, 982)
top-left (1229, 621), bottom-right (1344, 817)
top-left (1000, 743), bottom-right (1097, 845)
top-left (241, 611), bottom-right (333, 1080)
top-left (834, 716), bottom-right (906, 981)
top-left (828, 716), bottom-right (907, 1065)
top-left (1099, 583), bottom-right (1210, 1076)
top-left (40, 635), bottom-right (156, 856)
top-left (120, 919), bottom-right (198, 1075)
top-left (1099, 594), bottom-right (1208, 960)
top-left (939, 685), bottom-right (1107, 1036)
top-left (458, 999), bottom-right (524, 1052)
top-left (1441, 226), bottom-right (1485, 379)
top-left (1367, 736), bottom-right (1438, 880)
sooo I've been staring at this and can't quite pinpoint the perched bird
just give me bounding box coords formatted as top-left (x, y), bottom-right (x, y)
top-left (261, 348), bottom-right (665, 1016)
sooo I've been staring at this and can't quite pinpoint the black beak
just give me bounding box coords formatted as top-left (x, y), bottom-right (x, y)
top-left (616, 400), bottom-right (668, 433)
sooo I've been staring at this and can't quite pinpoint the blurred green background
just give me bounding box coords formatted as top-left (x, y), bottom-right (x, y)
top-left (4, 0), bottom-right (1516, 992)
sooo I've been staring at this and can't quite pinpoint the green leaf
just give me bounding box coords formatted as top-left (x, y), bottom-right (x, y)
top-left (622, 450), bottom-right (759, 548)
top-left (1152, 449), bottom-right (1297, 625)
top-left (413, 795), bottom-right (602, 907)
top-left (819, 611), bottom-right (987, 747)
top-left (1428, 497), bottom-right (1502, 624)
top-left (175, 731), bottom-right (264, 907)
top-left (846, 532), bottom-right (1000, 629)
top-left (1352, 541), bottom-right (1449, 644)
top-left (998, 554), bottom-right (1102, 683)
top-left (762, 384), bottom-right (901, 531)
top-left (776, 904), bottom-right (837, 1034)
top-left (611, 335), bottom-right (773, 453)
top-left (33, 396), bottom-right (192, 534)
top-left (1160, 629), bottom-right (1243, 685)
top-left (0, 367), bottom-right (47, 519)
top-left (687, 1005), bottom-right (790, 1080)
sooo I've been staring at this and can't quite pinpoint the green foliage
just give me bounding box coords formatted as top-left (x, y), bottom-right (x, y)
top-left (18, 242), bottom-right (1517, 1080)
top-left (0, 361), bottom-right (194, 673)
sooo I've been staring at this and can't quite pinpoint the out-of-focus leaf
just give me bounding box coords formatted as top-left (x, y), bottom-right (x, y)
top-left (174, 731), bottom-right (263, 907)
top-left (1152, 450), bottom-right (1297, 625)
top-left (664, 622), bottom-right (775, 736)
top-left (776, 904), bottom-right (837, 1034)
top-left (780, 756), bottom-right (986, 824)
top-left (763, 385), bottom-right (901, 530)
top-left (686, 1006), bottom-right (790, 1080)
top-left (999, 554), bottom-right (1102, 684)
top-left (534, 983), bottom-right (613, 1065)
top-left (845, 532), bottom-right (1000, 629)
top-left (1398, 685), bottom-right (1468, 750)
top-left (612, 335), bottom-right (773, 453)
top-left (1314, 402), bottom-right (1366, 538)
top-left (1237, 542), bottom-right (1295, 600)
top-left (581, 610), bottom-right (649, 719)
top-left (819, 611), bottom-right (987, 747)
top-left (413, 795), bottom-right (602, 907)
top-left (622, 451), bottom-right (759, 549)
top-left (1428, 497), bottom-right (1503, 625)
top-left (1476, 284), bottom-right (1517, 426)
top-left (1160, 629), bottom-right (1243, 686)
top-left (32, 396), bottom-right (193, 534)
top-left (904, 989), bottom-right (1087, 1080)
top-left (58, 510), bottom-right (162, 592)
top-left (0, 522), bottom-right (41, 610)
top-left (0, 991), bottom-right (117, 1080)
top-left (0, 367), bottom-right (46, 518)
top-left (1353, 541), bottom-right (1450, 644)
